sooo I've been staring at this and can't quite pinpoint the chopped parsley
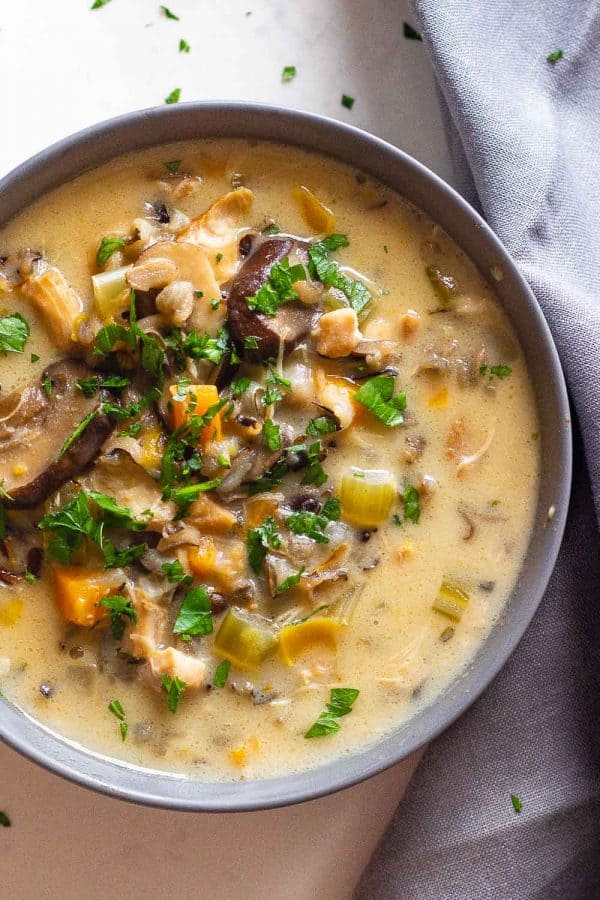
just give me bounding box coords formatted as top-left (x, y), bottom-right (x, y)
top-left (282, 65), bottom-right (297, 83)
top-left (286, 511), bottom-right (330, 544)
top-left (96, 236), bottom-right (126, 267)
top-left (161, 5), bottom-right (179, 19)
top-left (244, 336), bottom-right (259, 350)
top-left (99, 595), bottom-right (137, 641)
top-left (403, 22), bottom-right (422, 40)
top-left (30, 353), bottom-right (40, 363)
top-left (165, 87), bottom-right (181, 105)
top-left (247, 516), bottom-right (282, 573)
top-left (276, 567), bottom-right (305, 594)
top-left (341, 94), bottom-right (355, 110)
top-left (170, 478), bottom-right (223, 516)
top-left (300, 440), bottom-right (328, 487)
top-left (262, 368), bottom-right (292, 406)
top-left (306, 415), bottom-right (338, 437)
top-left (57, 409), bottom-right (97, 459)
top-left (210, 298), bottom-right (220, 310)
top-left (263, 418), bottom-right (282, 451)
top-left (76, 374), bottom-right (130, 396)
top-left (161, 674), bottom-right (186, 713)
top-left (401, 483), bottom-right (420, 524)
top-left (305, 687), bottom-right (359, 738)
top-left (321, 497), bottom-right (340, 520)
top-left (91, 0), bottom-right (111, 8)
top-left (262, 223), bottom-right (280, 235)
top-left (392, 513), bottom-right (402, 526)
top-left (230, 376), bottom-right (251, 398)
top-left (308, 234), bottom-right (371, 315)
top-left (0, 313), bottom-right (29, 355)
top-left (480, 364), bottom-right (512, 380)
top-left (173, 586), bottom-right (213, 638)
top-left (108, 699), bottom-right (128, 741)
top-left (179, 38), bottom-right (190, 53)
top-left (0, 811), bottom-right (10, 827)
top-left (511, 793), bottom-right (523, 813)
top-left (42, 375), bottom-right (53, 398)
top-left (354, 375), bottom-right (406, 426)
top-left (246, 258), bottom-right (306, 316)
top-left (213, 659), bottom-right (231, 688)
top-left (164, 159), bottom-right (182, 174)
top-left (547, 49), bottom-right (564, 63)
top-left (161, 559), bottom-right (193, 586)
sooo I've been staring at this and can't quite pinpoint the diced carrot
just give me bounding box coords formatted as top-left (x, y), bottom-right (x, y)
top-left (0, 599), bottom-right (23, 627)
top-left (428, 387), bottom-right (449, 409)
top-left (187, 538), bottom-right (218, 578)
top-left (52, 566), bottom-right (120, 627)
top-left (245, 495), bottom-right (279, 529)
top-left (169, 383), bottom-right (222, 447)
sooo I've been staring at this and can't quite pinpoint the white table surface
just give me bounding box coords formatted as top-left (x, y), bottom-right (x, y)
top-left (0, 2), bottom-right (452, 897)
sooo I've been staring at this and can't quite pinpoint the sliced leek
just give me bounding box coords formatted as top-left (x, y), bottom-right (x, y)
top-left (214, 607), bottom-right (278, 669)
top-left (432, 580), bottom-right (470, 621)
top-left (91, 265), bottom-right (132, 321)
top-left (339, 468), bottom-right (396, 527)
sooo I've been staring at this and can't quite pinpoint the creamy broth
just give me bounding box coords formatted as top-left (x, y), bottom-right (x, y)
top-left (0, 140), bottom-right (539, 779)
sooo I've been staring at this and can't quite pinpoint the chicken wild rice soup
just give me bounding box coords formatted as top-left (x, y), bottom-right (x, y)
top-left (0, 140), bottom-right (539, 779)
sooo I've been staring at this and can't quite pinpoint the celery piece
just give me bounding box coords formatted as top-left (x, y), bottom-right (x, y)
top-left (214, 607), bottom-right (278, 670)
top-left (339, 468), bottom-right (396, 527)
top-left (91, 265), bottom-right (132, 320)
top-left (432, 580), bottom-right (470, 621)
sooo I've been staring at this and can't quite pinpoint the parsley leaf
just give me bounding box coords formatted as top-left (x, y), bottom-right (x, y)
top-left (230, 377), bottom-right (251, 398)
top-left (161, 674), bottom-right (186, 712)
top-left (182, 327), bottom-right (229, 364)
top-left (108, 698), bottom-right (128, 741)
top-left (305, 687), bottom-right (359, 738)
top-left (403, 22), bottom-right (422, 40)
top-left (308, 235), bottom-right (371, 315)
top-left (306, 415), bottom-right (338, 437)
top-left (170, 478), bottom-right (222, 516)
top-left (276, 567), bottom-right (305, 594)
top-left (99, 595), bottom-right (137, 641)
top-left (213, 659), bottom-right (231, 688)
top-left (246, 258), bottom-right (306, 316)
top-left (91, 0), bottom-right (111, 8)
top-left (173, 586), bottom-right (213, 637)
top-left (263, 418), bottom-right (282, 451)
top-left (479, 364), bottom-right (512, 380)
top-left (244, 336), bottom-right (259, 350)
top-left (321, 497), bottom-right (340, 520)
top-left (165, 87), bottom-right (181, 105)
top-left (96, 236), bottom-right (126, 267)
top-left (179, 38), bottom-right (190, 52)
top-left (56, 409), bottom-right (98, 459)
top-left (164, 159), bottom-right (182, 174)
top-left (247, 516), bottom-right (282, 573)
top-left (0, 811), bottom-right (11, 827)
top-left (286, 511), bottom-right (330, 544)
top-left (161, 5), bottom-right (179, 19)
top-left (76, 374), bottom-right (130, 396)
top-left (354, 375), bottom-right (406, 426)
top-left (341, 94), bottom-right (355, 110)
top-left (282, 65), bottom-right (297, 83)
top-left (547, 49), bottom-right (563, 63)
top-left (42, 375), bottom-right (52, 398)
top-left (511, 793), bottom-right (523, 813)
top-left (161, 559), bottom-right (193, 585)
top-left (0, 313), bottom-right (29, 355)
top-left (88, 491), bottom-right (150, 531)
top-left (401, 483), bottom-right (420, 524)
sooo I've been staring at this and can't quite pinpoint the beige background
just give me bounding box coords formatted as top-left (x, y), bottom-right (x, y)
top-left (0, 1), bottom-right (451, 897)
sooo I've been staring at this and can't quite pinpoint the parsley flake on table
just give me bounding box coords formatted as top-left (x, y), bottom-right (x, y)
top-left (91, 0), bottom-right (112, 8)
top-left (547, 49), bottom-right (564, 62)
top-left (341, 94), bottom-right (355, 110)
top-left (511, 793), bottom-right (523, 813)
top-left (403, 22), bottom-right (423, 41)
top-left (165, 87), bottom-right (181, 105)
top-left (179, 38), bottom-right (190, 53)
top-left (282, 65), bottom-right (297, 83)
top-left (0, 811), bottom-right (11, 827)
top-left (161, 5), bottom-right (179, 20)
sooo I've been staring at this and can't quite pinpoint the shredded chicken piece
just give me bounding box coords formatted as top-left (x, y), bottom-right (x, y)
top-left (186, 494), bottom-right (237, 533)
top-left (156, 280), bottom-right (195, 325)
top-left (150, 647), bottom-right (206, 689)
top-left (312, 308), bottom-right (362, 358)
top-left (178, 187), bottom-right (254, 283)
top-left (21, 267), bottom-right (84, 349)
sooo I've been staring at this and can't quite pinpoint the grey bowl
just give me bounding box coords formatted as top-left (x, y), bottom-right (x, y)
top-left (0, 103), bottom-right (571, 811)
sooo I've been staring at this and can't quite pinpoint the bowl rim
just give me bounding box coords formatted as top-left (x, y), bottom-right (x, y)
top-left (0, 101), bottom-right (572, 812)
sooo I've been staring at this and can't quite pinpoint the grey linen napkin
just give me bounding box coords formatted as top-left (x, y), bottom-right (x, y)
top-left (356, 2), bottom-right (600, 898)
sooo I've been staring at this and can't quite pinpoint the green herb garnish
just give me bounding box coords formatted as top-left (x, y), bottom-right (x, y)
top-left (282, 65), bottom-right (297, 83)
top-left (547, 49), bottom-right (563, 62)
top-left (56, 409), bottom-right (97, 458)
top-left (230, 377), bottom-right (251, 398)
top-left (108, 698), bottom-right (128, 741)
top-left (91, 0), bottom-right (111, 8)
top-left (286, 511), bottom-right (330, 544)
top-left (179, 38), bottom-right (190, 52)
top-left (0, 313), bottom-right (29, 355)
top-left (213, 659), bottom-right (231, 688)
top-left (246, 258), bottom-right (306, 316)
top-left (161, 674), bottom-right (186, 712)
top-left (354, 375), bottom-right (406, 426)
top-left (306, 415), bottom-right (338, 437)
top-left (173, 586), bottom-right (213, 638)
top-left (305, 687), bottom-right (359, 738)
top-left (247, 516), bottom-right (282, 573)
top-left (99, 595), bottom-right (137, 641)
top-left (0, 811), bottom-right (10, 827)
top-left (42, 375), bottom-right (52, 398)
top-left (276, 567), bottom-right (305, 594)
top-left (308, 234), bottom-right (371, 315)
top-left (479, 364), bottom-right (512, 380)
top-left (161, 559), bottom-right (193, 586)
top-left (161, 5), bottom-right (179, 19)
top-left (76, 374), bottom-right (130, 396)
top-left (171, 478), bottom-right (223, 517)
top-left (321, 497), bottom-right (340, 520)
top-left (511, 793), bottom-right (523, 813)
top-left (341, 94), bottom-right (355, 109)
top-left (96, 236), bottom-right (126, 267)
top-left (403, 22), bottom-right (422, 40)
top-left (263, 418), bottom-right (282, 451)
top-left (30, 353), bottom-right (40, 363)
top-left (401, 483), bottom-right (420, 524)
top-left (165, 87), bottom-right (181, 105)
top-left (164, 159), bottom-right (182, 174)
top-left (243, 335), bottom-right (259, 350)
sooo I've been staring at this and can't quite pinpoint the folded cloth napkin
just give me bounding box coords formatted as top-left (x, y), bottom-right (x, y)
top-left (356, 2), bottom-right (600, 898)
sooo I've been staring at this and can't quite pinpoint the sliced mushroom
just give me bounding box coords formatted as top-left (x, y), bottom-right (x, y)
top-left (178, 187), bottom-right (254, 283)
top-left (228, 238), bottom-right (318, 359)
top-left (78, 449), bottom-right (175, 531)
top-left (0, 361), bottom-right (114, 508)
top-left (132, 241), bottom-right (225, 334)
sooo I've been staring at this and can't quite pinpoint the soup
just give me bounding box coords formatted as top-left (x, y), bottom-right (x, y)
top-left (0, 140), bottom-right (539, 780)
